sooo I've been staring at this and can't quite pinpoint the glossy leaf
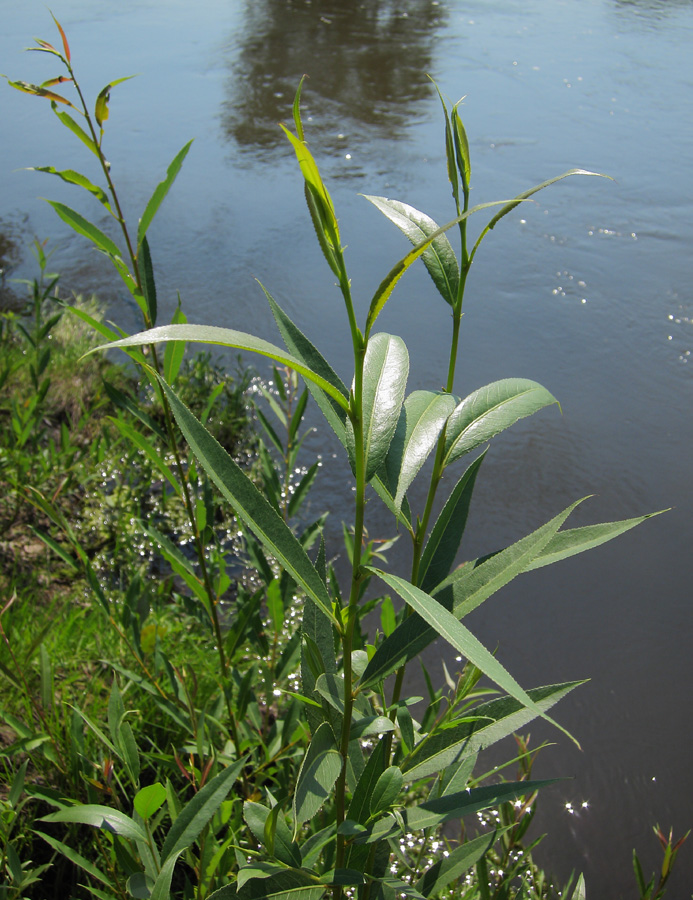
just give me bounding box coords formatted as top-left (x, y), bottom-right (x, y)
top-left (30, 166), bottom-right (112, 211)
top-left (346, 333), bottom-right (409, 481)
top-left (293, 722), bottom-right (342, 826)
top-left (40, 805), bottom-right (147, 842)
top-left (382, 390), bottom-right (456, 512)
top-left (569, 874), bottom-right (586, 900)
top-left (401, 681), bottom-right (582, 780)
top-left (364, 196), bottom-right (459, 306)
top-left (160, 758), bottom-right (245, 862)
top-left (138, 140), bottom-right (194, 247)
top-left (451, 99), bottom-right (472, 194)
top-left (349, 716), bottom-right (395, 740)
top-left (404, 780), bottom-right (556, 831)
top-left (366, 569), bottom-right (574, 742)
top-left (419, 451), bottom-right (486, 592)
top-left (416, 831), bottom-right (497, 896)
top-left (97, 324), bottom-right (349, 412)
top-left (364, 200), bottom-right (508, 337)
top-left (443, 378), bottom-right (559, 468)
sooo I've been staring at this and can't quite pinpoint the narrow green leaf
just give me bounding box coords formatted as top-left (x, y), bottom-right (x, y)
top-left (419, 451), bottom-right (486, 592)
top-left (362, 500), bottom-right (584, 688)
top-left (238, 863), bottom-right (292, 889)
top-left (416, 831), bottom-right (496, 897)
top-left (45, 200), bottom-right (121, 257)
top-left (523, 511), bottom-right (666, 571)
top-left (243, 801), bottom-right (302, 868)
top-left (443, 378), bottom-right (559, 468)
top-left (95, 75), bottom-right (136, 128)
top-left (383, 390), bottom-right (457, 512)
top-left (30, 166), bottom-right (112, 210)
top-left (134, 783), bottom-right (167, 821)
top-left (95, 324), bottom-right (349, 412)
top-left (451, 100), bottom-right (472, 194)
top-left (569, 873), bottom-right (586, 900)
top-left (137, 139), bottom-right (194, 247)
top-left (281, 126), bottom-right (340, 251)
top-left (36, 832), bottom-right (115, 887)
top-left (139, 234), bottom-right (158, 326)
top-left (293, 722), bottom-right (342, 826)
top-left (150, 851), bottom-right (184, 900)
top-left (370, 766), bottom-right (403, 817)
top-left (40, 805), bottom-right (148, 842)
top-left (404, 780), bottom-right (556, 831)
top-left (364, 200), bottom-right (509, 338)
top-left (366, 569), bottom-right (575, 743)
top-left (154, 378), bottom-right (337, 624)
top-left (110, 418), bottom-right (182, 498)
top-left (160, 758), bottom-right (245, 863)
top-left (346, 333), bottom-right (409, 481)
top-left (263, 286), bottom-right (349, 441)
top-left (51, 104), bottom-right (99, 154)
top-left (349, 717), bottom-right (396, 740)
top-left (364, 197), bottom-right (459, 306)
top-left (401, 681), bottom-right (583, 780)
top-left (8, 760), bottom-right (28, 808)
top-left (208, 869), bottom-right (325, 900)
top-left (314, 673), bottom-right (346, 714)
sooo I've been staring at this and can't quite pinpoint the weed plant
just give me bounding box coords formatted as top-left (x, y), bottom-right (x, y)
top-left (1, 15), bottom-right (686, 900)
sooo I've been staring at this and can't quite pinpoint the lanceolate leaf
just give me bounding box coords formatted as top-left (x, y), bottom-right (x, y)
top-left (40, 805), bottom-right (148, 843)
top-left (471, 169), bottom-right (608, 260)
top-left (36, 832), bottom-right (115, 888)
top-left (416, 831), bottom-right (496, 897)
top-left (361, 499), bottom-right (583, 686)
top-left (401, 682), bottom-right (583, 781)
top-left (403, 780), bottom-right (557, 831)
top-left (364, 196), bottom-right (459, 306)
top-left (45, 200), bottom-right (121, 257)
top-left (264, 286), bottom-right (348, 441)
top-left (94, 76), bottom-right (136, 128)
top-left (207, 870), bottom-right (325, 900)
top-left (137, 140), bottom-right (194, 247)
top-left (365, 569), bottom-right (575, 743)
top-left (160, 758), bottom-right (246, 863)
top-left (523, 511), bottom-right (666, 571)
top-left (51, 105), bottom-right (99, 155)
top-left (30, 166), bottom-right (112, 210)
top-left (419, 451), bottom-right (486, 592)
top-left (139, 235), bottom-right (157, 326)
top-left (346, 333), bottom-right (409, 481)
top-left (155, 377), bottom-right (338, 625)
top-left (382, 390), bottom-right (457, 513)
top-left (293, 722), bottom-right (342, 826)
top-left (443, 378), bottom-right (559, 469)
top-left (364, 200), bottom-right (509, 338)
top-left (96, 325), bottom-right (349, 412)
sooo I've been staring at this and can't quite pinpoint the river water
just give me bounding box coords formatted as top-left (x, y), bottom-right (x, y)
top-left (2, 1), bottom-right (692, 896)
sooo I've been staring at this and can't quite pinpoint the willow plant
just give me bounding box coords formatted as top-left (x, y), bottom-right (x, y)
top-left (6, 18), bottom-right (659, 900)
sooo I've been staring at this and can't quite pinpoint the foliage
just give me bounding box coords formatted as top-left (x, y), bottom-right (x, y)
top-left (1, 16), bottom-right (683, 900)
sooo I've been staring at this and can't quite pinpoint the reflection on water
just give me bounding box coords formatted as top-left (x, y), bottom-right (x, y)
top-left (221, 0), bottom-right (447, 157)
top-left (612, 0), bottom-right (693, 24)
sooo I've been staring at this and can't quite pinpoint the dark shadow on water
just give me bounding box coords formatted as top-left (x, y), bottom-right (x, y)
top-left (220, 0), bottom-right (448, 160)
